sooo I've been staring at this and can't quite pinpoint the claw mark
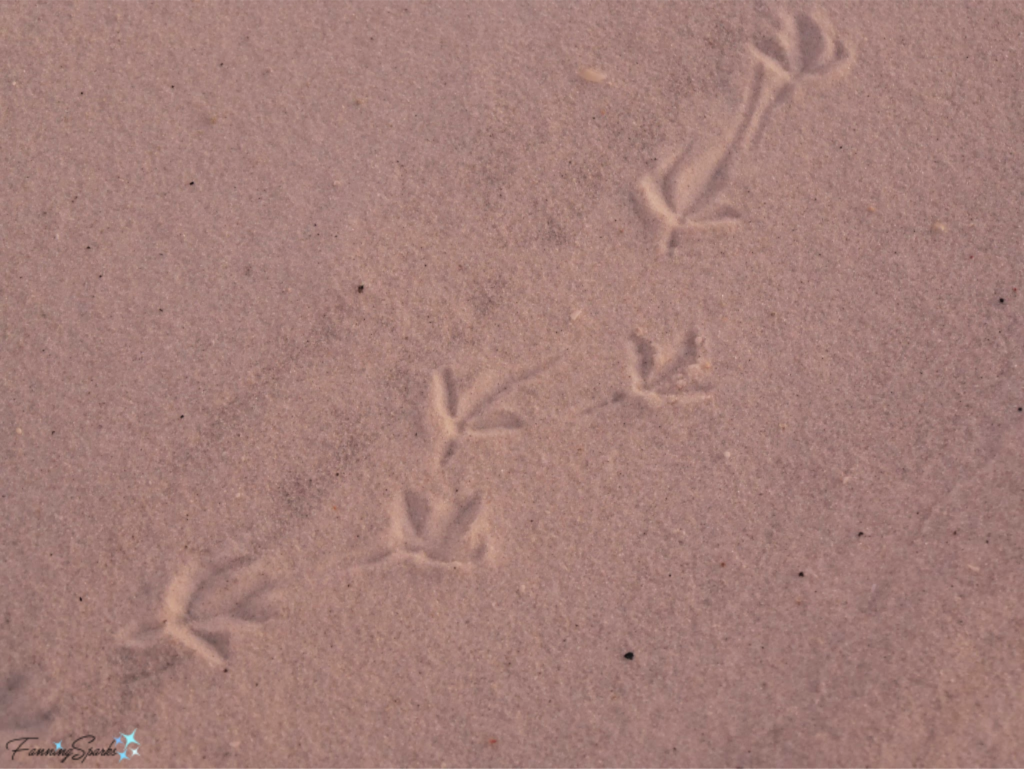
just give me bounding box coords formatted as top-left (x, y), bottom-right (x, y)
top-left (432, 357), bottom-right (558, 464)
top-left (637, 10), bottom-right (852, 251)
top-left (117, 556), bottom-right (279, 668)
top-left (586, 330), bottom-right (714, 412)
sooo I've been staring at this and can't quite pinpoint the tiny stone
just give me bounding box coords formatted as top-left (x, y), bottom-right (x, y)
top-left (579, 67), bottom-right (608, 83)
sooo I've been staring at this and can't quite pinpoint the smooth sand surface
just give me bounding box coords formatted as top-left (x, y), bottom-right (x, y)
top-left (2, 2), bottom-right (1022, 766)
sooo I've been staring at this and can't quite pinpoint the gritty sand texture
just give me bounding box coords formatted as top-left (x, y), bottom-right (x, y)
top-left (2, 2), bottom-right (1023, 766)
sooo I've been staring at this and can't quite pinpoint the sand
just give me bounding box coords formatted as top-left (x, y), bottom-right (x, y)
top-left (1, 2), bottom-right (1022, 766)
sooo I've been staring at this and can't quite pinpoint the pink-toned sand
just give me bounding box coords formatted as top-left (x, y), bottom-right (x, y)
top-left (2, 2), bottom-right (1022, 766)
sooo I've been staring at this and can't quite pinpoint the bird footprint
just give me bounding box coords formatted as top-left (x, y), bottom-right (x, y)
top-left (637, 9), bottom-right (852, 251)
top-left (586, 330), bottom-right (713, 412)
top-left (627, 330), bottom-right (714, 406)
top-left (432, 357), bottom-right (557, 464)
top-left (387, 489), bottom-right (489, 565)
top-left (750, 10), bottom-right (852, 87)
top-left (117, 555), bottom-right (280, 668)
top-left (746, 9), bottom-right (853, 148)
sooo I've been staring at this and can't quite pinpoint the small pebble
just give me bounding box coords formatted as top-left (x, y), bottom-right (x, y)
top-left (579, 67), bottom-right (608, 83)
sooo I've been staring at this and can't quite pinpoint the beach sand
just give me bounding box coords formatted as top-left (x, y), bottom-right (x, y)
top-left (1, 2), bottom-right (1022, 765)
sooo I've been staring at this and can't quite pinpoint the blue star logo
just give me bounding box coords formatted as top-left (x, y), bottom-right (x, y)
top-left (54, 742), bottom-right (62, 750)
top-left (113, 736), bottom-right (123, 746)
top-left (121, 730), bottom-right (139, 749)
top-left (118, 750), bottom-right (128, 762)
